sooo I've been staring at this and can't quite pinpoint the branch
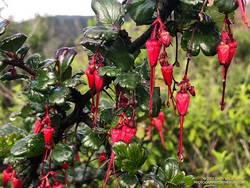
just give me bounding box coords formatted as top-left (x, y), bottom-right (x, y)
top-left (128, 0), bottom-right (180, 53)
top-left (2, 59), bottom-right (36, 76)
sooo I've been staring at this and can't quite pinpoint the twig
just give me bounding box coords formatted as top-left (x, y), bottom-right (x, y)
top-left (2, 59), bottom-right (36, 76)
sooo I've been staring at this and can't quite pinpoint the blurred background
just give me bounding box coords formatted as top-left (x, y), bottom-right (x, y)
top-left (0, 0), bottom-right (249, 187)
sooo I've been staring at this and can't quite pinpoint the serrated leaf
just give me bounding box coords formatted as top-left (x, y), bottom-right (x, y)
top-left (126, 0), bottom-right (155, 25)
top-left (113, 142), bottom-right (147, 175)
top-left (11, 133), bottom-right (45, 158)
top-left (31, 69), bottom-right (57, 91)
top-left (63, 74), bottom-right (85, 88)
top-left (49, 87), bottom-right (70, 105)
top-left (114, 72), bottom-right (140, 90)
top-left (25, 53), bottom-right (41, 70)
top-left (82, 26), bottom-right (118, 42)
top-left (80, 128), bottom-right (105, 151)
top-left (98, 66), bottom-right (121, 77)
top-left (214, 0), bottom-right (238, 14)
top-left (0, 33), bottom-right (27, 53)
top-left (16, 46), bottom-right (30, 59)
top-left (120, 173), bottom-right (138, 187)
top-left (162, 158), bottom-right (180, 181)
top-left (136, 59), bottom-right (150, 81)
top-left (56, 47), bottom-right (76, 78)
top-left (52, 142), bottom-right (73, 164)
top-left (174, 3), bottom-right (201, 31)
top-left (180, 0), bottom-right (203, 5)
top-left (91, 0), bottom-right (125, 26)
top-left (142, 174), bottom-right (165, 188)
top-left (0, 124), bottom-right (26, 157)
top-left (181, 22), bottom-right (220, 56)
top-left (26, 89), bottom-right (46, 103)
top-left (105, 37), bottom-right (134, 71)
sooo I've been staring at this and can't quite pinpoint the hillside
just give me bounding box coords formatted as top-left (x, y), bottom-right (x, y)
top-left (5, 15), bottom-right (92, 57)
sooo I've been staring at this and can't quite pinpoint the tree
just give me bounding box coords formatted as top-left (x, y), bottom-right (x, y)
top-left (0, 0), bottom-right (248, 187)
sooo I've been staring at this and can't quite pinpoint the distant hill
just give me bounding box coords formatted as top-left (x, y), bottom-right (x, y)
top-left (5, 15), bottom-right (93, 57)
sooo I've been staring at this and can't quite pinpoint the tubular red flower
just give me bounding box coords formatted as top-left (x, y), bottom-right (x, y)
top-left (11, 177), bottom-right (22, 188)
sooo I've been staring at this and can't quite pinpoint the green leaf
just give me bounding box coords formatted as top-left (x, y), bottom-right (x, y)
top-left (152, 87), bottom-right (162, 117)
top-left (120, 173), bottom-right (138, 187)
top-left (126, 0), bottom-right (156, 25)
top-left (136, 84), bottom-right (150, 112)
top-left (181, 22), bottom-right (220, 56)
top-left (214, 0), bottom-right (238, 14)
top-left (114, 72), bottom-right (140, 90)
top-left (0, 33), bottom-right (27, 53)
top-left (52, 142), bottom-right (74, 164)
top-left (82, 26), bottom-right (118, 43)
top-left (26, 89), bottom-right (46, 103)
top-left (0, 19), bottom-right (9, 36)
top-left (63, 73), bottom-right (85, 88)
top-left (174, 3), bottom-right (201, 31)
top-left (56, 47), bottom-right (76, 78)
top-left (148, 165), bottom-right (166, 183)
top-left (0, 124), bottom-right (26, 157)
top-left (98, 66), bottom-right (121, 77)
top-left (91, 0), bottom-right (125, 26)
top-left (0, 72), bottom-right (28, 81)
top-left (206, 6), bottom-right (235, 29)
top-left (61, 66), bottom-right (72, 82)
top-left (171, 173), bottom-right (194, 187)
top-left (162, 158), bottom-right (180, 181)
top-left (105, 37), bottom-right (134, 71)
top-left (142, 174), bottom-right (165, 188)
top-left (10, 133), bottom-right (45, 158)
top-left (16, 46), bottom-right (30, 59)
top-left (80, 128), bottom-right (105, 151)
top-left (100, 108), bottom-right (115, 124)
top-left (113, 142), bottom-right (147, 175)
top-left (25, 53), bottom-right (41, 70)
top-left (136, 59), bottom-right (150, 81)
top-left (180, 0), bottom-right (203, 5)
top-left (31, 69), bottom-right (57, 91)
top-left (49, 87), bottom-right (70, 105)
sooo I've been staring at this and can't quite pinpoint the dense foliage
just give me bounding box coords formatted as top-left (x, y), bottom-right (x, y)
top-left (0, 0), bottom-right (249, 187)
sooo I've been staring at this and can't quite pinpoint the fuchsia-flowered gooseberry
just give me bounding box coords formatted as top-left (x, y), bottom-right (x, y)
top-left (33, 120), bottom-right (44, 134)
top-left (237, 0), bottom-right (250, 27)
top-left (11, 177), bottom-right (22, 188)
top-left (217, 16), bottom-right (238, 111)
top-left (146, 11), bottom-right (172, 117)
top-left (2, 166), bottom-right (13, 186)
top-left (151, 112), bottom-right (166, 148)
top-left (85, 53), bottom-right (105, 127)
top-left (159, 51), bottom-right (176, 110)
top-left (43, 126), bottom-right (55, 150)
top-left (175, 76), bottom-right (195, 162)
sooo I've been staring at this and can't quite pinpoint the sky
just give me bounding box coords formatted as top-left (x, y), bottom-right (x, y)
top-left (0, 0), bottom-right (96, 22)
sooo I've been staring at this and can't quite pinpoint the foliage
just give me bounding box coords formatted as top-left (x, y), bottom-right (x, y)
top-left (0, 0), bottom-right (249, 188)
